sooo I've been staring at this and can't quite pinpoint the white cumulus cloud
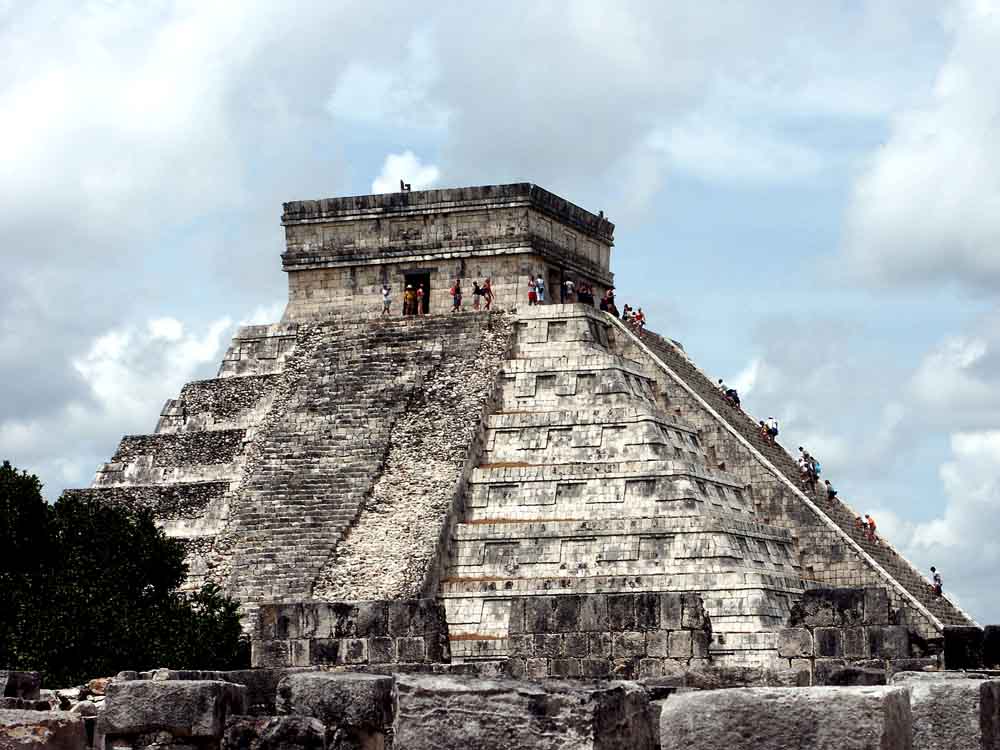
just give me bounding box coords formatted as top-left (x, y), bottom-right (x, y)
top-left (371, 151), bottom-right (441, 194)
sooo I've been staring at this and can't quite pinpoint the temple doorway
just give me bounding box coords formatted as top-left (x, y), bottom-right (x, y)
top-left (404, 271), bottom-right (431, 314)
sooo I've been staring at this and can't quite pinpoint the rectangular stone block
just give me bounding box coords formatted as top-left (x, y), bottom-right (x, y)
top-left (943, 626), bottom-right (984, 670)
top-left (658, 686), bottom-right (913, 750)
top-left (907, 678), bottom-right (1000, 750)
top-left (578, 595), bottom-right (608, 632)
top-left (221, 668), bottom-right (318, 716)
top-left (0, 710), bottom-right (86, 750)
top-left (589, 633), bottom-right (612, 658)
top-left (815, 628), bottom-right (843, 658)
top-left (613, 631), bottom-right (646, 659)
top-left (554, 596), bottom-right (582, 632)
top-left (868, 626), bottom-right (910, 660)
top-left (668, 631), bottom-right (692, 659)
top-left (680, 594), bottom-right (706, 629)
top-left (396, 636), bottom-right (425, 663)
top-left (565, 632), bottom-right (590, 658)
top-left (251, 640), bottom-right (291, 669)
top-left (534, 633), bottom-right (564, 658)
top-left (863, 588), bottom-right (890, 625)
top-left (99, 681), bottom-right (247, 741)
top-left (524, 596), bottom-right (557, 633)
top-left (984, 625), bottom-right (1000, 669)
top-left (843, 627), bottom-right (869, 659)
top-left (395, 675), bottom-right (656, 750)
top-left (0, 672), bottom-right (40, 701)
top-left (277, 672), bottom-right (393, 749)
top-left (635, 593), bottom-right (659, 631)
top-left (646, 632), bottom-right (670, 659)
top-left (608, 595), bottom-right (636, 631)
top-left (777, 628), bottom-right (814, 659)
top-left (659, 594), bottom-right (683, 630)
top-left (222, 715), bottom-right (325, 750)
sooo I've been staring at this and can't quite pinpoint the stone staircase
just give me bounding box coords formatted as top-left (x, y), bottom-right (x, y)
top-left (440, 305), bottom-right (806, 667)
top-left (226, 314), bottom-right (494, 603)
top-left (631, 326), bottom-right (974, 630)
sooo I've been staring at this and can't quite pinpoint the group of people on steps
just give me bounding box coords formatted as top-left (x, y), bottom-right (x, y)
top-left (716, 373), bottom-right (948, 601)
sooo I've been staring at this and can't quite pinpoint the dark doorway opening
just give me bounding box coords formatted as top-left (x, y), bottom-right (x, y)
top-left (404, 271), bottom-right (431, 315)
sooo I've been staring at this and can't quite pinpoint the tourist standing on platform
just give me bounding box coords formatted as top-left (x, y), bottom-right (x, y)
top-left (416, 284), bottom-right (425, 315)
top-left (472, 280), bottom-right (482, 310)
top-left (483, 278), bottom-right (493, 310)
top-left (535, 274), bottom-right (546, 303)
top-left (403, 284), bottom-right (415, 315)
top-left (451, 280), bottom-right (463, 312)
top-left (527, 277), bottom-right (537, 306)
top-left (381, 283), bottom-right (392, 316)
top-left (562, 278), bottom-right (575, 304)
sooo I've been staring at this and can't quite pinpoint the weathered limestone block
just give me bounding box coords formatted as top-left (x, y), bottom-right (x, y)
top-left (394, 674), bottom-right (655, 750)
top-left (222, 669), bottom-right (319, 716)
top-left (658, 686), bottom-right (913, 750)
top-left (777, 628), bottom-right (813, 658)
top-left (222, 715), bottom-right (326, 750)
top-left (0, 709), bottom-right (86, 750)
top-left (825, 667), bottom-right (886, 686)
top-left (0, 673), bottom-right (41, 701)
top-left (789, 589), bottom-right (866, 628)
top-left (98, 680), bottom-right (246, 741)
top-left (275, 673), bottom-right (392, 750)
top-left (985, 625), bottom-right (1000, 669)
top-left (943, 626), bottom-right (984, 670)
top-left (904, 678), bottom-right (1000, 750)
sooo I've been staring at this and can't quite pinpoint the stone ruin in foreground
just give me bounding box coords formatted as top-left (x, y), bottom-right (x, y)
top-left (10, 183), bottom-right (1000, 749)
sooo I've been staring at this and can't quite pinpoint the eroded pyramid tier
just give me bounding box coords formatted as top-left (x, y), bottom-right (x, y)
top-left (439, 304), bottom-right (807, 668)
top-left (483, 408), bottom-right (715, 466)
top-left (464, 460), bottom-right (752, 521)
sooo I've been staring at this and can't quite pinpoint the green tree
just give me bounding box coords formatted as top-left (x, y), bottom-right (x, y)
top-left (0, 461), bottom-right (248, 686)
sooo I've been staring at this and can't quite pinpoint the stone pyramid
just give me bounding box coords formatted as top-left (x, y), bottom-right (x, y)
top-left (66, 183), bottom-right (975, 669)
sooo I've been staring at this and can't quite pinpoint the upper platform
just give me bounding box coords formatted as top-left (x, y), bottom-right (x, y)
top-left (282, 183), bottom-right (615, 242)
top-left (279, 183), bottom-right (615, 287)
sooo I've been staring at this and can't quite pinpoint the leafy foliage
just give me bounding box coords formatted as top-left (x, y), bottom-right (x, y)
top-left (0, 460), bottom-right (249, 686)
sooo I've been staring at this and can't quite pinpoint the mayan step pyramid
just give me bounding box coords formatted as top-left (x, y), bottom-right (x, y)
top-left (67, 183), bottom-right (975, 668)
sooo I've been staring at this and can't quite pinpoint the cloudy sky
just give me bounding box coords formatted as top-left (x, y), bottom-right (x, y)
top-left (2, 1), bottom-right (999, 623)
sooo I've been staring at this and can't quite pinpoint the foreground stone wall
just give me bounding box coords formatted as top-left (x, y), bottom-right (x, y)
top-left (778, 588), bottom-right (939, 685)
top-left (503, 592), bottom-right (712, 681)
top-left (5, 669), bottom-right (1000, 750)
top-left (251, 600), bottom-right (451, 670)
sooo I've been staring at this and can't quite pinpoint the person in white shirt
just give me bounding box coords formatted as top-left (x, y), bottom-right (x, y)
top-left (381, 284), bottom-right (392, 316)
top-left (765, 417), bottom-right (779, 439)
top-left (535, 274), bottom-right (546, 303)
top-left (562, 279), bottom-right (575, 303)
top-left (931, 566), bottom-right (943, 596)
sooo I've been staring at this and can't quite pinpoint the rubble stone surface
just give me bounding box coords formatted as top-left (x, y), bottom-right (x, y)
top-left (658, 686), bottom-right (913, 750)
top-left (276, 673), bottom-right (393, 750)
top-left (393, 674), bottom-right (655, 750)
top-left (222, 715), bottom-right (326, 750)
top-left (905, 678), bottom-right (1000, 750)
top-left (0, 709), bottom-right (85, 750)
top-left (98, 680), bottom-right (246, 741)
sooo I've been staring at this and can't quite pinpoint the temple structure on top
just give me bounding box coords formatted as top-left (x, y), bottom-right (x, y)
top-left (279, 183), bottom-right (614, 319)
top-left (66, 182), bottom-right (976, 675)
